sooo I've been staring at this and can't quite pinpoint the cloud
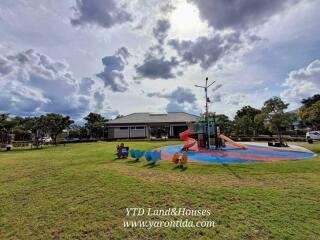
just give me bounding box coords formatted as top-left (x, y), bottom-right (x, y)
top-left (169, 32), bottom-right (249, 70)
top-left (153, 19), bottom-right (170, 44)
top-left (147, 87), bottom-right (200, 114)
top-left (211, 94), bottom-right (222, 103)
top-left (281, 59), bottom-right (320, 104)
top-left (166, 102), bottom-right (186, 112)
top-left (70, 0), bottom-right (132, 29)
top-left (211, 83), bottom-right (223, 92)
top-left (135, 56), bottom-right (179, 79)
top-left (0, 48), bottom-right (113, 118)
top-left (147, 87), bottom-right (196, 104)
top-left (189, 0), bottom-right (297, 31)
top-left (96, 47), bottom-right (130, 92)
top-left (160, 2), bottom-right (176, 13)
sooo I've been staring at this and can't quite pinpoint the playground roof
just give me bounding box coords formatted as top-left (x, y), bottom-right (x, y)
top-left (107, 112), bottom-right (199, 125)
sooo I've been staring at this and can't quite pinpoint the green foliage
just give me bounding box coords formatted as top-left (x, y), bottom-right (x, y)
top-left (84, 112), bottom-right (107, 138)
top-left (259, 97), bottom-right (294, 143)
top-left (299, 95), bottom-right (320, 129)
top-left (234, 106), bottom-right (262, 135)
top-left (38, 113), bottom-right (73, 144)
top-left (262, 96), bottom-right (289, 113)
top-left (0, 113), bottom-right (13, 130)
top-left (115, 114), bottom-right (124, 119)
top-left (215, 114), bottom-right (232, 134)
top-left (301, 94), bottom-right (320, 107)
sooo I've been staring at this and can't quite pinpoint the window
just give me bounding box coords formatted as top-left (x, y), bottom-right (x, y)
top-left (119, 127), bottom-right (128, 130)
top-left (130, 126), bottom-right (145, 130)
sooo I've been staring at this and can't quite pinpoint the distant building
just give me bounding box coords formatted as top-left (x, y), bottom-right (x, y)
top-left (106, 112), bottom-right (199, 139)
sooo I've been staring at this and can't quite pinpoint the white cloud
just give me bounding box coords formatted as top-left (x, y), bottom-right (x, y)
top-left (0, 48), bottom-right (116, 118)
top-left (0, 0), bottom-right (319, 120)
top-left (281, 59), bottom-right (320, 106)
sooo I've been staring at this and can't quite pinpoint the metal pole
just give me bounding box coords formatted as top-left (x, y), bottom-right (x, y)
top-left (195, 77), bottom-right (216, 149)
top-left (205, 77), bottom-right (210, 149)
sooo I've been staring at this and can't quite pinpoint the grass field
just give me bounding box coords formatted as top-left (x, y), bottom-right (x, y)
top-left (0, 141), bottom-right (320, 240)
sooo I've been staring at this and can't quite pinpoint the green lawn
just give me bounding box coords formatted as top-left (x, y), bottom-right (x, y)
top-left (0, 141), bottom-right (319, 239)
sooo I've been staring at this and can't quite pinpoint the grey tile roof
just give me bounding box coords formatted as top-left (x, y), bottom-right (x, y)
top-left (107, 112), bottom-right (199, 125)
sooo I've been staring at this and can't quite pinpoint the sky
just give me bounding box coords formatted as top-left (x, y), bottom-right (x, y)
top-left (0, 0), bottom-right (320, 122)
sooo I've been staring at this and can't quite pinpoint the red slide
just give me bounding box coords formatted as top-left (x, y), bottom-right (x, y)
top-left (179, 129), bottom-right (199, 152)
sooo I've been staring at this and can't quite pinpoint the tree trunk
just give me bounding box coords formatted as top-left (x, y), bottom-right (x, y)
top-left (277, 128), bottom-right (283, 146)
top-left (53, 135), bottom-right (57, 146)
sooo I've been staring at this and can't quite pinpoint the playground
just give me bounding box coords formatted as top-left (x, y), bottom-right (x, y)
top-left (154, 112), bottom-right (316, 164)
top-left (159, 143), bottom-right (315, 163)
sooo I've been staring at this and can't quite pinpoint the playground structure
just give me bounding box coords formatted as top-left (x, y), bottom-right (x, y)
top-left (179, 77), bottom-right (246, 152)
top-left (116, 143), bottom-right (129, 158)
top-left (179, 113), bottom-right (246, 152)
top-left (116, 143), bottom-right (162, 164)
top-left (172, 151), bottom-right (188, 168)
top-left (159, 77), bottom-right (316, 163)
top-left (129, 149), bottom-right (144, 161)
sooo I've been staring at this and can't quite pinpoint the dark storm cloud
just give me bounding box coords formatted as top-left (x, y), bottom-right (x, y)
top-left (153, 19), bottom-right (171, 44)
top-left (70, 0), bottom-right (132, 28)
top-left (147, 87), bottom-right (196, 104)
top-left (189, 0), bottom-right (297, 31)
top-left (169, 32), bottom-right (245, 70)
top-left (135, 56), bottom-right (178, 79)
top-left (96, 47), bottom-right (130, 92)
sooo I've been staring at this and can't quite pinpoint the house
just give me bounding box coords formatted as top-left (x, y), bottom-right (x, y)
top-left (106, 112), bottom-right (199, 139)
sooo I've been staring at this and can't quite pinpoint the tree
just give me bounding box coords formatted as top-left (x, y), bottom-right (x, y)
top-left (299, 95), bottom-right (320, 129)
top-left (67, 124), bottom-right (81, 139)
top-left (301, 94), bottom-right (320, 107)
top-left (115, 114), bottom-right (124, 119)
top-left (215, 114), bottom-right (232, 135)
top-left (257, 97), bottom-right (295, 145)
top-left (0, 113), bottom-right (14, 130)
top-left (234, 106), bottom-right (261, 135)
top-left (0, 113), bottom-right (14, 146)
top-left (38, 113), bottom-right (73, 145)
top-left (84, 112), bottom-right (107, 139)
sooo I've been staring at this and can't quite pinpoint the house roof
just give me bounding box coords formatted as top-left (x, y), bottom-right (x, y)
top-left (107, 112), bottom-right (199, 125)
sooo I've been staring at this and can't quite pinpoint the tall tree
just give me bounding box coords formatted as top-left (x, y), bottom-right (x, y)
top-left (38, 113), bottom-right (73, 145)
top-left (0, 113), bottom-right (14, 145)
top-left (84, 112), bottom-right (107, 139)
top-left (301, 94), bottom-right (320, 107)
top-left (299, 94), bottom-right (320, 129)
top-left (0, 113), bottom-right (14, 130)
top-left (257, 97), bottom-right (295, 145)
top-left (234, 106), bottom-right (261, 135)
top-left (215, 114), bottom-right (232, 135)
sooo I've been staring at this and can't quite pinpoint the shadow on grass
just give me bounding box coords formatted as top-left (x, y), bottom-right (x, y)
top-left (172, 165), bottom-right (188, 171)
top-left (142, 162), bottom-right (159, 168)
top-left (222, 163), bottom-right (242, 179)
top-left (126, 159), bottom-right (141, 164)
top-left (2, 146), bottom-right (49, 153)
top-left (109, 156), bottom-right (126, 162)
